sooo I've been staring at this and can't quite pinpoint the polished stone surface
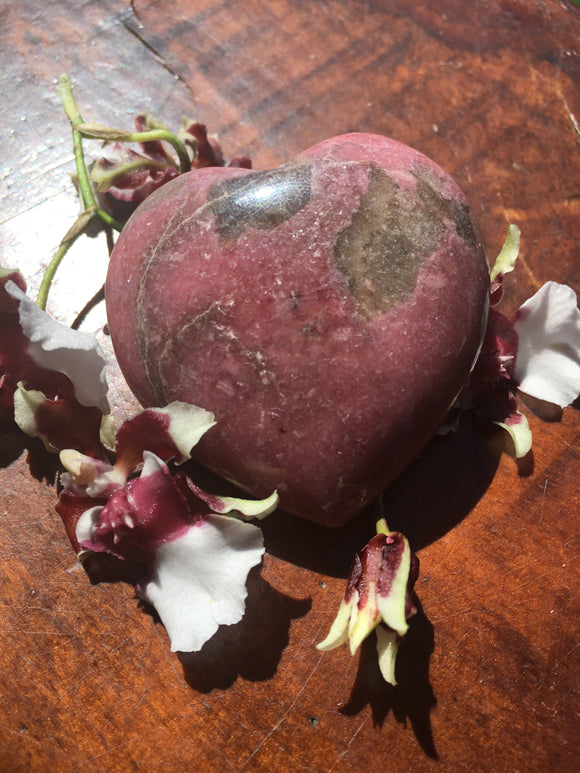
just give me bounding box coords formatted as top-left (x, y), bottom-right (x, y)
top-left (107, 134), bottom-right (489, 524)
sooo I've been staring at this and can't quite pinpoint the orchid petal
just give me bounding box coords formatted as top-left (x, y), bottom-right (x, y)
top-left (514, 282), bottom-right (580, 408)
top-left (0, 266), bottom-right (27, 311)
top-left (348, 593), bottom-right (381, 655)
top-left (6, 280), bottom-right (108, 412)
top-left (113, 402), bottom-right (216, 477)
top-left (138, 514), bottom-right (264, 652)
top-left (376, 625), bottom-right (400, 686)
top-left (146, 402), bottom-right (216, 463)
top-left (99, 414), bottom-right (117, 450)
top-left (13, 384), bottom-right (49, 446)
top-left (14, 381), bottom-right (105, 456)
top-left (494, 411), bottom-right (533, 458)
top-left (188, 486), bottom-right (279, 521)
top-left (316, 597), bottom-right (355, 651)
top-left (56, 490), bottom-right (106, 556)
top-left (490, 224), bottom-right (521, 282)
top-left (376, 534), bottom-right (411, 637)
top-left (75, 505), bottom-right (104, 546)
top-left (140, 448), bottom-right (170, 480)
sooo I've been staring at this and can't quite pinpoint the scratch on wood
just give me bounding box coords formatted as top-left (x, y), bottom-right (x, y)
top-left (561, 94), bottom-right (580, 144)
top-left (507, 565), bottom-right (565, 595)
top-left (553, 642), bottom-right (580, 668)
top-left (151, 622), bottom-right (188, 689)
top-left (433, 555), bottom-right (573, 623)
top-left (538, 477), bottom-right (549, 524)
top-left (327, 716), bottom-right (367, 771)
top-left (344, 718), bottom-right (367, 750)
top-left (239, 654), bottom-right (324, 770)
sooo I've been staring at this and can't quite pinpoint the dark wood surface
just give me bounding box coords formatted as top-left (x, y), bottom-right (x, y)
top-left (1, 1), bottom-right (579, 771)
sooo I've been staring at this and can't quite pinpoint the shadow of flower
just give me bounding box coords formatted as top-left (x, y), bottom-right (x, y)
top-left (178, 567), bottom-right (312, 692)
top-left (340, 598), bottom-right (438, 759)
top-left (0, 426), bottom-right (61, 483)
top-left (0, 426), bottom-right (27, 469)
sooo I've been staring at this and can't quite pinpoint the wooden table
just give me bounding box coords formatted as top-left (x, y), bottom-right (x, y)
top-left (1, 1), bottom-right (579, 770)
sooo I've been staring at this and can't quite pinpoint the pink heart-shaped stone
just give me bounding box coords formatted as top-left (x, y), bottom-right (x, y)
top-left (106, 133), bottom-right (489, 525)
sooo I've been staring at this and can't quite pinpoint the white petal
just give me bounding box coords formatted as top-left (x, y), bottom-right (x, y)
top-left (138, 514), bottom-right (264, 652)
top-left (140, 449), bottom-right (166, 478)
top-left (6, 280), bottom-right (109, 412)
top-left (514, 282), bottom-right (580, 408)
top-left (75, 505), bottom-right (104, 544)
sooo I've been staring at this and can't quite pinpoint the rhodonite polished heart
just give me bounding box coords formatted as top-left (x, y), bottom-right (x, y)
top-left (106, 133), bottom-right (489, 526)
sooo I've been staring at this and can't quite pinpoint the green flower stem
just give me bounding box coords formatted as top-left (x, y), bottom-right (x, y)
top-left (125, 129), bottom-right (192, 174)
top-left (95, 207), bottom-right (122, 231)
top-left (36, 208), bottom-right (99, 309)
top-left (91, 156), bottom-right (169, 193)
top-left (36, 240), bottom-right (74, 311)
top-left (37, 77), bottom-right (123, 311)
top-left (57, 76), bottom-right (122, 230)
top-left (72, 117), bottom-right (95, 211)
top-left (78, 123), bottom-right (192, 175)
top-left (58, 75), bottom-right (95, 211)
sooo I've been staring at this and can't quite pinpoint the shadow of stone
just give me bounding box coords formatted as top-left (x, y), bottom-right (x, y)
top-left (382, 414), bottom-right (501, 551)
top-left (262, 413), bottom-right (502, 575)
top-left (340, 598), bottom-right (438, 759)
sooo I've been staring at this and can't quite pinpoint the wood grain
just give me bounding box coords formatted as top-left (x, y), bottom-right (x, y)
top-left (1, 1), bottom-right (579, 771)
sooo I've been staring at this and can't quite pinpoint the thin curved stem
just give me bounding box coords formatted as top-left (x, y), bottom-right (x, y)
top-left (36, 241), bottom-right (72, 310)
top-left (37, 77), bottom-right (123, 310)
top-left (36, 208), bottom-right (100, 309)
top-left (58, 75), bottom-right (95, 210)
top-left (125, 129), bottom-right (191, 174)
top-left (58, 76), bottom-right (123, 231)
top-left (96, 208), bottom-right (123, 232)
top-left (78, 123), bottom-right (192, 175)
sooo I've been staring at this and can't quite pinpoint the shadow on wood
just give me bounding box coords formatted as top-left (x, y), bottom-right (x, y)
top-left (340, 598), bottom-right (438, 759)
top-left (262, 413), bottom-right (502, 577)
top-left (178, 567), bottom-right (312, 692)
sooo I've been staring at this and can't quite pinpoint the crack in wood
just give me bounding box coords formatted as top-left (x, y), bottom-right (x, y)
top-left (121, 2), bottom-right (195, 97)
